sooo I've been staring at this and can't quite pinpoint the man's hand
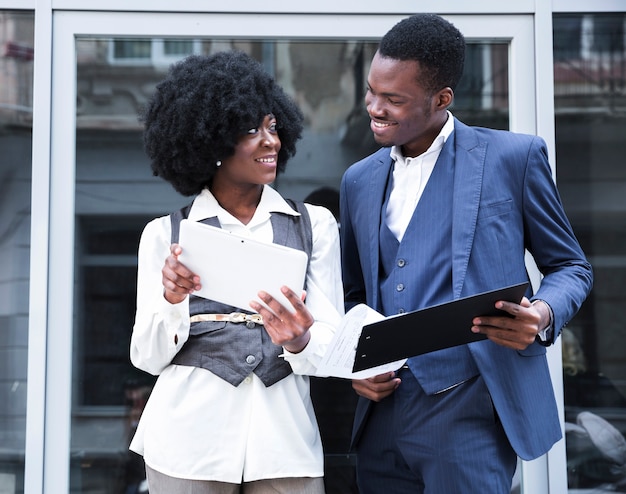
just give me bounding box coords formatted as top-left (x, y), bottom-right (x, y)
top-left (352, 371), bottom-right (401, 402)
top-left (471, 296), bottom-right (550, 350)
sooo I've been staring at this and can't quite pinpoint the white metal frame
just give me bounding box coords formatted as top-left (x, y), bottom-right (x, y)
top-left (23, 1), bottom-right (52, 493)
top-left (47, 10), bottom-right (540, 494)
top-left (4, 0), bottom-right (620, 13)
top-left (8, 1), bottom-right (621, 492)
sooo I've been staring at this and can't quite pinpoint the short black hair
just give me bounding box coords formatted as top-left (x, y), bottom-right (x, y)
top-left (378, 13), bottom-right (465, 93)
top-left (142, 51), bottom-right (304, 196)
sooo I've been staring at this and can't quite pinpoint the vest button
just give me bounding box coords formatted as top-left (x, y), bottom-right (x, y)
top-left (396, 283), bottom-right (404, 292)
top-left (397, 259), bottom-right (406, 267)
top-left (246, 355), bottom-right (256, 365)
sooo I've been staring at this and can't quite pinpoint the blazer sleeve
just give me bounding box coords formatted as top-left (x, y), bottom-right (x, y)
top-left (522, 136), bottom-right (593, 337)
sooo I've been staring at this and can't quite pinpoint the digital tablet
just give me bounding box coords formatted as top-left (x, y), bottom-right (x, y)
top-left (178, 219), bottom-right (308, 313)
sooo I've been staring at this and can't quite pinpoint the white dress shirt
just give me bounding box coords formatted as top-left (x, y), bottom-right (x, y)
top-left (129, 185), bottom-right (344, 483)
top-left (386, 112), bottom-right (455, 241)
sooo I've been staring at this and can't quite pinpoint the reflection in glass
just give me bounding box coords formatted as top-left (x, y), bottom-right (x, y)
top-left (113, 40), bottom-right (151, 60)
top-left (0, 9), bottom-right (34, 494)
top-left (554, 12), bottom-right (626, 492)
top-left (162, 40), bottom-right (194, 56)
top-left (71, 36), bottom-right (509, 493)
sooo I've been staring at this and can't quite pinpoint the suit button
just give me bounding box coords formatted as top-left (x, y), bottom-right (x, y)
top-left (396, 283), bottom-right (404, 292)
top-left (397, 259), bottom-right (406, 267)
top-left (246, 355), bottom-right (256, 365)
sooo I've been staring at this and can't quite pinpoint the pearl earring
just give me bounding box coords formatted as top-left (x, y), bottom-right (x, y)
top-left (216, 160), bottom-right (222, 167)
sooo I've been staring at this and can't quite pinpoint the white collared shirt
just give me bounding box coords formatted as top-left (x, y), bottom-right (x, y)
top-left (386, 112), bottom-right (455, 241)
top-left (129, 185), bottom-right (344, 482)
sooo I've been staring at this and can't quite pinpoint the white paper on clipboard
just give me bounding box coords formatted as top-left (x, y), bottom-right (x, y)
top-left (316, 304), bottom-right (407, 379)
top-left (177, 219), bottom-right (308, 313)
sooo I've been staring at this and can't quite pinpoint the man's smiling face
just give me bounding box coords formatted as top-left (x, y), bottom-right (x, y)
top-left (365, 51), bottom-right (448, 158)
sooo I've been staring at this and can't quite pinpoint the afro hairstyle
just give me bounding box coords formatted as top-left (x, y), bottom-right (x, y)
top-left (141, 51), bottom-right (304, 196)
top-left (378, 13), bottom-right (465, 94)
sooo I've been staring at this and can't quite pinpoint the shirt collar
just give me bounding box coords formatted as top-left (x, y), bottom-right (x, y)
top-left (187, 184), bottom-right (299, 225)
top-left (390, 110), bottom-right (455, 166)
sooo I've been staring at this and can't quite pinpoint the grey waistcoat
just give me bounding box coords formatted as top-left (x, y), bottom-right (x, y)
top-left (170, 199), bottom-right (312, 387)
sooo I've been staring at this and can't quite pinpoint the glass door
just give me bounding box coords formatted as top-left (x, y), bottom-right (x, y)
top-left (553, 12), bottom-right (626, 494)
top-left (0, 10), bottom-right (34, 494)
top-left (45, 10), bottom-right (556, 494)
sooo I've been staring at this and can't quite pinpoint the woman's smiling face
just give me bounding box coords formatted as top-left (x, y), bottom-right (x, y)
top-left (219, 114), bottom-right (281, 187)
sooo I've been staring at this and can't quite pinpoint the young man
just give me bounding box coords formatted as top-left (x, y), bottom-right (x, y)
top-left (340, 13), bottom-right (593, 493)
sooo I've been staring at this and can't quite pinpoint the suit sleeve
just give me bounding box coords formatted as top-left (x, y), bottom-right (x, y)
top-left (522, 136), bottom-right (593, 338)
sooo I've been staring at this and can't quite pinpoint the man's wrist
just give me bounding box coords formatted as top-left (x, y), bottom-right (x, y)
top-left (532, 299), bottom-right (554, 344)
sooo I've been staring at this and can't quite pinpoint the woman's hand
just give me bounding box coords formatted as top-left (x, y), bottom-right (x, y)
top-left (161, 243), bottom-right (201, 305)
top-left (250, 286), bottom-right (314, 353)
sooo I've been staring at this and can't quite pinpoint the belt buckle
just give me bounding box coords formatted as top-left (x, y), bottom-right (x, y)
top-left (248, 314), bottom-right (263, 325)
top-left (228, 313), bottom-right (247, 323)
top-left (228, 312), bottom-right (263, 327)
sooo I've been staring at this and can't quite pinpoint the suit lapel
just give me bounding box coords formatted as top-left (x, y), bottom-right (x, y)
top-left (451, 119), bottom-right (487, 298)
top-left (367, 151), bottom-right (394, 310)
top-left (363, 124), bottom-right (486, 302)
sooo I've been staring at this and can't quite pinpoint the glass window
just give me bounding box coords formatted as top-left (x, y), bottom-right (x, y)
top-left (108, 38), bottom-right (202, 66)
top-left (554, 12), bottom-right (626, 492)
top-left (455, 43), bottom-right (509, 130)
top-left (71, 36), bottom-right (509, 493)
top-left (74, 215), bottom-right (156, 407)
top-left (112, 40), bottom-right (152, 60)
top-left (0, 9), bottom-right (34, 493)
top-left (162, 39), bottom-right (194, 56)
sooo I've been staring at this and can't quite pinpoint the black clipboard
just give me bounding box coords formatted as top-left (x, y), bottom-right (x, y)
top-left (352, 282), bottom-right (529, 372)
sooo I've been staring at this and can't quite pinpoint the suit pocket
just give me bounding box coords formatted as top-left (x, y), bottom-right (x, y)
top-left (477, 199), bottom-right (513, 220)
top-left (410, 345), bottom-right (480, 395)
top-left (473, 198), bottom-right (524, 282)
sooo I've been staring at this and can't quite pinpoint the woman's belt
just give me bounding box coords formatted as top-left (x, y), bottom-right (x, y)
top-left (190, 312), bottom-right (264, 328)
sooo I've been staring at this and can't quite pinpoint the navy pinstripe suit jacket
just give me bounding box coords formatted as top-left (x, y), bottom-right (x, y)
top-left (340, 117), bottom-right (593, 460)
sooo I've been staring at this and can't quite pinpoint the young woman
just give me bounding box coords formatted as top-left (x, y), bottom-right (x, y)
top-left (129, 51), bottom-right (343, 494)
